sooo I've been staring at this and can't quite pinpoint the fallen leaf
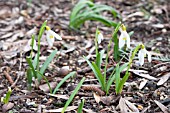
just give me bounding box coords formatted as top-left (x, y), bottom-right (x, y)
top-left (93, 92), bottom-right (101, 103)
top-left (139, 79), bottom-right (148, 89)
top-left (157, 72), bottom-right (170, 86)
top-left (47, 93), bottom-right (69, 100)
top-left (39, 82), bottom-right (57, 93)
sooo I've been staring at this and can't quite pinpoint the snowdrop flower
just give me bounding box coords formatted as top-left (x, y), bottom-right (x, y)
top-left (97, 31), bottom-right (104, 44)
top-left (24, 38), bottom-right (37, 52)
top-left (45, 26), bottom-right (62, 47)
top-left (138, 44), bottom-right (151, 66)
top-left (119, 24), bottom-right (130, 49)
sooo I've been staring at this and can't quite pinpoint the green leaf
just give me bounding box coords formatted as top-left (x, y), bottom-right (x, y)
top-left (119, 63), bottom-right (128, 72)
top-left (38, 50), bottom-right (57, 81)
top-left (70, 0), bottom-right (94, 19)
top-left (115, 64), bottom-right (120, 94)
top-left (117, 72), bottom-right (130, 94)
top-left (112, 22), bottom-right (121, 61)
top-left (77, 99), bottom-right (85, 113)
top-left (84, 56), bottom-right (105, 90)
top-left (4, 87), bottom-right (12, 104)
top-left (33, 54), bottom-right (38, 68)
top-left (96, 50), bottom-right (105, 69)
top-left (53, 71), bottom-right (76, 94)
top-left (26, 68), bottom-right (33, 90)
top-left (26, 56), bottom-right (36, 78)
top-left (62, 77), bottom-right (85, 113)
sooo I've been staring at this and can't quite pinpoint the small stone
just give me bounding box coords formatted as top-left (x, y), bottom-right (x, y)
top-left (58, 66), bottom-right (70, 77)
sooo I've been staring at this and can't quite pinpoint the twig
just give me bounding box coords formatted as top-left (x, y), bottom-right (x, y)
top-left (3, 71), bottom-right (14, 85)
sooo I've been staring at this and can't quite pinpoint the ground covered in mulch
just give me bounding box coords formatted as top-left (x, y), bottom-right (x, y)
top-left (0, 0), bottom-right (170, 113)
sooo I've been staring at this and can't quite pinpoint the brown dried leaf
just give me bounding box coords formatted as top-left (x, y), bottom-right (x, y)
top-left (93, 92), bottom-right (101, 103)
top-left (39, 82), bottom-right (57, 93)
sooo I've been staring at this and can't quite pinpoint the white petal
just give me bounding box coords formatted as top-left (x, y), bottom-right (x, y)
top-left (97, 33), bottom-right (103, 44)
top-left (147, 51), bottom-right (152, 62)
top-left (49, 30), bottom-right (62, 40)
top-left (119, 34), bottom-right (125, 49)
top-left (46, 32), bottom-right (54, 47)
top-left (138, 50), bottom-right (144, 66)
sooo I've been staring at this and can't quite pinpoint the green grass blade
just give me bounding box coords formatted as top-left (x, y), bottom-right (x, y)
top-left (115, 64), bottom-right (120, 94)
top-left (84, 56), bottom-right (105, 90)
top-left (36, 20), bottom-right (47, 74)
top-left (36, 71), bottom-right (52, 94)
top-left (33, 54), bottom-right (38, 68)
top-left (62, 77), bottom-right (85, 113)
top-left (4, 87), bottom-right (12, 104)
top-left (91, 4), bottom-right (119, 18)
top-left (91, 62), bottom-right (105, 90)
top-left (112, 22), bottom-right (121, 61)
top-left (119, 63), bottom-right (128, 72)
top-left (70, 13), bottom-right (117, 29)
top-left (77, 99), bottom-right (85, 113)
top-left (26, 68), bottom-right (33, 90)
top-left (26, 56), bottom-right (36, 78)
top-left (53, 71), bottom-right (76, 94)
top-left (96, 50), bottom-right (105, 69)
top-left (70, 0), bottom-right (94, 19)
top-left (39, 50), bottom-right (57, 81)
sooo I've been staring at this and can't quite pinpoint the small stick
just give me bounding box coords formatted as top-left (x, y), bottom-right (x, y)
top-left (3, 71), bottom-right (14, 85)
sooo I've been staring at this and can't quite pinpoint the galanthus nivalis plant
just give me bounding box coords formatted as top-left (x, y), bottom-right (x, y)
top-left (138, 44), bottom-right (152, 66)
top-left (45, 26), bottom-right (62, 47)
top-left (119, 24), bottom-right (130, 49)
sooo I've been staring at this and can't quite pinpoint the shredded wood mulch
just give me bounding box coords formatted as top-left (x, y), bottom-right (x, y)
top-left (0, 0), bottom-right (170, 112)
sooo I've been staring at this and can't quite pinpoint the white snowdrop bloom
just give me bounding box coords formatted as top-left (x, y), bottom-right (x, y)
top-left (138, 44), bottom-right (151, 66)
top-left (45, 26), bottom-right (62, 47)
top-left (119, 24), bottom-right (130, 49)
top-left (97, 31), bottom-right (104, 44)
top-left (24, 38), bottom-right (37, 52)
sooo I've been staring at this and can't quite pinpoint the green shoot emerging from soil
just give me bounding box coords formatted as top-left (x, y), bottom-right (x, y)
top-left (1, 87), bottom-right (12, 104)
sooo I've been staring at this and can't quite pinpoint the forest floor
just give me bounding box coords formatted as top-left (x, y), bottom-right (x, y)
top-left (0, 0), bottom-right (170, 113)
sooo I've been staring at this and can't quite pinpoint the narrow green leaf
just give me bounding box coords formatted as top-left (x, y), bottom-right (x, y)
top-left (62, 77), bottom-right (85, 113)
top-left (115, 64), bottom-right (120, 94)
top-left (33, 54), bottom-right (38, 68)
top-left (84, 56), bottom-right (104, 90)
top-left (119, 63), bottom-right (128, 72)
top-left (36, 20), bottom-right (47, 74)
top-left (96, 50), bottom-right (105, 69)
top-left (26, 68), bottom-right (33, 90)
top-left (91, 62), bottom-right (105, 90)
top-left (112, 22), bottom-right (121, 61)
top-left (77, 99), bottom-right (85, 113)
top-left (117, 72), bottom-right (130, 93)
top-left (53, 71), bottom-right (76, 94)
top-left (26, 56), bottom-right (36, 78)
top-left (70, 0), bottom-right (94, 19)
top-left (4, 87), bottom-right (12, 104)
top-left (38, 50), bottom-right (57, 81)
